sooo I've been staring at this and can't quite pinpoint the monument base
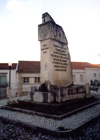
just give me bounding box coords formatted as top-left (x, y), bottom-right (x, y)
top-left (7, 87), bottom-right (12, 99)
top-left (29, 91), bottom-right (54, 103)
top-left (29, 85), bottom-right (86, 103)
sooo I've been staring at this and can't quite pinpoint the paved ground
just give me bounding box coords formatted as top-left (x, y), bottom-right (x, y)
top-left (0, 103), bottom-right (100, 131)
top-left (0, 114), bottom-right (100, 139)
top-left (0, 95), bottom-right (100, 139)
top-left (0, 95), bottom-right (100, 130)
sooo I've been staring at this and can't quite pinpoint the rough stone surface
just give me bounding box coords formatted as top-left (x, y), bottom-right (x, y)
top-left (39, 12), bottom-right (72, 88)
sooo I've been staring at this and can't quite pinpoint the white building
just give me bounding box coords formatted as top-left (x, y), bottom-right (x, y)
top-left (0, 63), bottom-right (17, 99)
top-left (16, 61), bottom-right (40, 96)
top-left (72, 62), bottom-right (100, 85)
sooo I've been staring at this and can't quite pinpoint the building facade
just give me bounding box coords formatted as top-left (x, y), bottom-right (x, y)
top-left (0, 63), bottom-right (17, 99)
top-left (72, 62), bottom-right (100, 85)
top-left (16, 61), bottom-right (40, 96)
top-left (0, 61), bottom-right (100, 99)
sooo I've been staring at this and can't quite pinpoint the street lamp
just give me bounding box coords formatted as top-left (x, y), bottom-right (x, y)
top-left (8, 62), bottom-right (12, 87)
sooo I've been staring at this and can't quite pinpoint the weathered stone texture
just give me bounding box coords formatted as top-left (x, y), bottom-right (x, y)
top-left (38, 12), bottom-right (72, 88)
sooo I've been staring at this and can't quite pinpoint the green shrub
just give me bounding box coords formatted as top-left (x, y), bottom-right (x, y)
top-left (7, 100), bottom-right (17, 105)
top-left (17, 98), bottom-right (19, 103)
top-left (7, 100), bottom-right (12, 105)
top-left (57, 126), bottom-right (70, 131)
top-left (11, 100), bottom-right (17, 104)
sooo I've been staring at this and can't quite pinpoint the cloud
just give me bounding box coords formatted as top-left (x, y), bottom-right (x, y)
top-left (6, 0), bottom-right (26, 12)
top-left (28, 1), bottom-right (34, 4)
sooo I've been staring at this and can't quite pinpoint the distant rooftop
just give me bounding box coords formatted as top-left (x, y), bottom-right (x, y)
top-left (71, 62), bottom-right (100, 69)
top-left (0, 61), bottom-right (99, 72)
top-left (0, 63), bottom-right (17, 69)
top-left (17, 61), bottom-right (40, 73)
top-left (16, 61), bottom-right (100, 73)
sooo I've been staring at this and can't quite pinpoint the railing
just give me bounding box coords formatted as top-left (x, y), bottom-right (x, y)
top-left (90, 80), bottom-right (100, 91)
top-left (10, 87), bottom-right (30, 97)
top-left (0, 82), bottom-right (8, 87)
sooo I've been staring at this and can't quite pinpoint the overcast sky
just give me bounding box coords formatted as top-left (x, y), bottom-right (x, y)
top-left (0, 0), bottom-right (100, 64)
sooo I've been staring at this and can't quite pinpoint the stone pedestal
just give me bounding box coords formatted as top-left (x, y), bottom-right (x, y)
top-left (7, 87), bottom-right (12, 99)
top-left (32, 92), bottom-right (54, 103)
top-left (29, 85), bottom-right (86, 103)
top-left (85, 83), bottom-right (90, 94)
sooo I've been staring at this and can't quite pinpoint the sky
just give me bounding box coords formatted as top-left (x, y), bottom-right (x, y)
top-left (0, 0), bottom-right (100, 64)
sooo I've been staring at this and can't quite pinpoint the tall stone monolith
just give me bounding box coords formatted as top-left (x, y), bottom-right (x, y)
top-left (38, 12), bottom-right (73, 102)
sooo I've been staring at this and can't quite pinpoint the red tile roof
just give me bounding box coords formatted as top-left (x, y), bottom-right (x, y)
top-left (17, 61), bottom-right (100, 73)
top-left (17, 61), bottom-right (40, 73)
top-left (71, 62), bottom-right (100, 69)
top-left (0, 63), bottom-right (17, 69)
top-left (1, 61), bottom-right (99, 72)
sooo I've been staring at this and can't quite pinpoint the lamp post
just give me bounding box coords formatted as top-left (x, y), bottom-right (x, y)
top-left (7, 62), bottom-right (12, 99)
top-left (8, 62), bottom-right (12, 87)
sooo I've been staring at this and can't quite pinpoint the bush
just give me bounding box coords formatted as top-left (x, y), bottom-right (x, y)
top-left (7, 100), bottom-right (12, 105)
top-left (7, 100), bottom-right (17, 105)
top-left (57, 126), bottom-right (70, 131)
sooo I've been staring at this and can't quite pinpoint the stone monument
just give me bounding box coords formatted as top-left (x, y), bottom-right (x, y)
top-left (38, 12), bottom-right (73, 88)
top-left (31, 12), bottom-right (86, 103)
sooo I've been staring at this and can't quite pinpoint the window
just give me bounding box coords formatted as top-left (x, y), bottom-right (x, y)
top-left (94, 73), bottom-right (96, 77)
top-left (0, 74), bottom-right (7, 86)
top-left (23, 78), bottom-right (29, 83)
top-left (73, 75), bottom-right (76, 82)
top-left (35, 77), bottom-right (40, 83)
top-left (80, 75), bottom-right (83, 82)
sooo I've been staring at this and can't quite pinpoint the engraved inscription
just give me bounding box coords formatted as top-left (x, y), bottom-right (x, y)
top-left (41, 44), bottom-right (48, 53)
top-left (41, 48), bottom-right (49, 51)
top-left (43, 51), bottom-right (47, 53)
top-left (43, 45), bottom-right (47, 47)
top-left (51, 44), bottom-right (69, 71)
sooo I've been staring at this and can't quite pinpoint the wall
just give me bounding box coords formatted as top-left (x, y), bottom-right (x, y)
top-left (85, 68), bottom-right (100, 84)
top-left (0, 69), bottom-right (16, 89)
top-left (72, 68), bottom-right (100, 86)
top-left (0, 69), bottom-right (17, 98)
top-left (17, 72), bottom-right (40, 96)
top-left (72, 69), bottom-right (85, 85)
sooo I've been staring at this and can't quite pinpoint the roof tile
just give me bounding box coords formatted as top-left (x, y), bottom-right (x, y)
top-left (71, 62), bottom-right (100, 69)
top-left (0, 63), bottom-right (17, 69)
top-left (17, 61), bottom-right (40, 73)
top-left (17, 61), bottom-right (100, 73)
